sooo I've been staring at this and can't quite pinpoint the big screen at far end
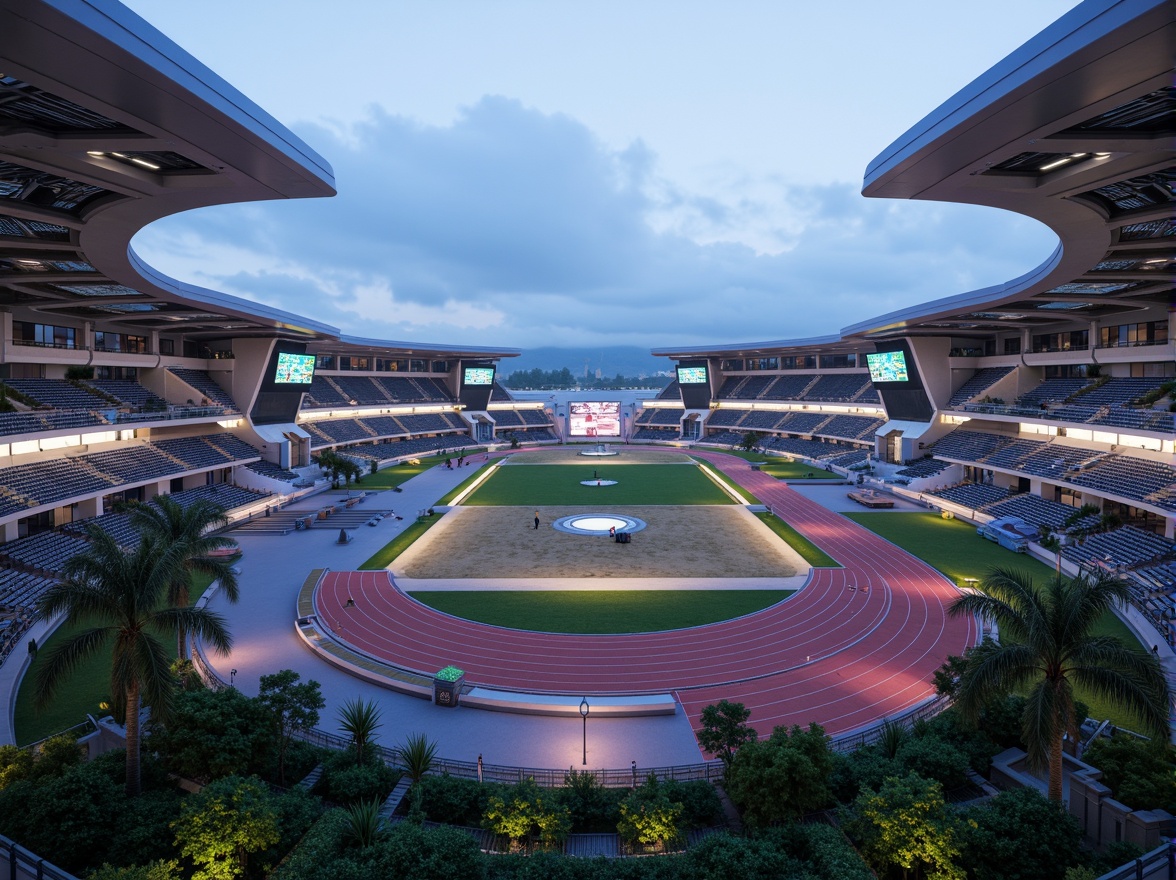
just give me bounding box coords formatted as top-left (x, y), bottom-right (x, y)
top-left (866, 351), bottom-right (909, 383)
top-left (569, 401), bottom-right (621, 437)
top-left (463, 366), bottom-right (495, 386)
top-left (274, 352), bottom-right (316, 385)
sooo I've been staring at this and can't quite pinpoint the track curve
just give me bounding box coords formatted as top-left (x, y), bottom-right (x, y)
top-left (314, 451), bottom-right (978, 741)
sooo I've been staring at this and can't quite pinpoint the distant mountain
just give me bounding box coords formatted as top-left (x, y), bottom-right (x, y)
top-left (499, 346), bottom-right (674, 380)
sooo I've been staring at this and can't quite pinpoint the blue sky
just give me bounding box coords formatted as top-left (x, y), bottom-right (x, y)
top-left (124, 0), bottom-right (1080, 351)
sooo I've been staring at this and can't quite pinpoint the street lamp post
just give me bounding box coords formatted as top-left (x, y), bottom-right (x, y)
top-left (229, 668), bottom-right (237, 688)
top-left (579, 697), bottom-right (590, 766)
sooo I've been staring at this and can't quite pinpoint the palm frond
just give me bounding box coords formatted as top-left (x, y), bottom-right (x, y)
top-left (952, 639), bottom-right (1038, 720)
top-left (32, 626), bottom-right (113, 708)
top-left (153, 606), bottom-right (233, 655)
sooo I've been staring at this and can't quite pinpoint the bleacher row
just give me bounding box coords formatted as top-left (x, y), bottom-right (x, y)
top-left (633, 427), bottom-right (676, 441)
top-left (702, 409), bottom-right (883, 441)
top-left (946, 366), bottom-right (1015, 406)
top-left (701, 431), bottom-right (860, 461)
top-left (957, 376), bottom-right (1173, 433)
top-left (0, 483), bottom-right (270, 618)
top-left (502, 428), bottom-right (557, 443)
top-left (716, 373), bottom-right (879, 404)
top-left (302, 375), bottom-right (453, 408)
top-left (488, 410), bottom-right (552, 429)
top-left (928, 429), bottom-right (1176, 511)
top-left (0, 432), bottom-right (261, 518)
top-left (635, 408), bottom-right (684, 427)
top-left (340, 434), bottom-right (480, 464)
top-left (922, 485), bottom-right (1174, 579)
top-left (303, 411), bottom-right (471, 447)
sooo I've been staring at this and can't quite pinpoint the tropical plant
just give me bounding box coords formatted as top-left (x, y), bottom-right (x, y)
top-left (483, 776), bottom-right (571, 850)
top-left (949, 566), bottom-right (1169, 801)
top-left (131, 495), bottom-right (239, 658)
top-left (338, 698), bottom-right (382, 765)
top-left (172, 775), bottom-right (280, 880)
top-left (725, 722), bottom-right (834, 826)
top-left (343, 798), bottom-right (385, 848)
top-left (33, 528), bottom-right (232, 796)
top-left (395, 732), bottom-right (437, 788)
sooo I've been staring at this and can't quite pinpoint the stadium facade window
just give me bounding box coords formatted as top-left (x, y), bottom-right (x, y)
top-left (1130, 361), bottom-right (1176, 378)
top-left (431, 360), bottom-right (450, 373)
top-left (1032, 329), bottom-right (1088, 353)
top-left (720, 359), bottom-right (745, 371)
top-left (780, 355), bottom-right (817, 370)
top-left (340, 356), bottom-right (371, 371)
top-left (94, 366), bottom-right (138, 380)
top-left (375, 357), bottom-right (408, 372)
top-left (17, 510), bottom-right (55, 539)
top-left (819, 354), bottom-right (857, 369)
top-left (94, 331), bottom-right (148, 353)
top-left (159, 338), bottom-right (174, 356)
top-left (409, 359), bottom-right (427, 372)
top-left (14, 321), bottom-right (76, 349)
top-left (1099, 321), bottom-right (1167, 348)
top-left (752, 357), bottom-right (779, 371)
top-left (316, 355), bottom-right (335, 370)
top-left (1004, 338), bottom-right (1022, 354)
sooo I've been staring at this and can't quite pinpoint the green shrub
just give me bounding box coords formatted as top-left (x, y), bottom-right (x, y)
top-left (896, 735), bottom-right (971, 790)
top-left (314, 748), bottom-right (398, 805)
top-left (418, 773), bottom-right (492, 826)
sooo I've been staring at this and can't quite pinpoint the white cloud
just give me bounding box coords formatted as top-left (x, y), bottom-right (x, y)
top-left (132, 98), bottom-right (1058, 350)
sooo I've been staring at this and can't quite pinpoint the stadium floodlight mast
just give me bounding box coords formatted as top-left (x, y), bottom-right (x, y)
top-left (580, 697), bottom-right (590, 766)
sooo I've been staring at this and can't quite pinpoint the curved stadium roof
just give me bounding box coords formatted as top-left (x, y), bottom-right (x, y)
top-left (655, 0), bottom-right (1174, 359)
top-left (0, 0), bottom-right (518, 360)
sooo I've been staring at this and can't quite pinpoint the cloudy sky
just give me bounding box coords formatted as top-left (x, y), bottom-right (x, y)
top-left (124, 1), bottom-right (1080, 351)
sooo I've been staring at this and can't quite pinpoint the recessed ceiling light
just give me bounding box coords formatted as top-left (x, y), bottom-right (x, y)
top-left (86, 151), bottom-right (105, 158)
top-left (130, 157), bottom-right (160, 170)
top-left (1039, 153), bottom-right (1088, 172)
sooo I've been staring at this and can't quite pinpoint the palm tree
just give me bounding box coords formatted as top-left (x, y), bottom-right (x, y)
top-left (131, 495), bottom-right (239, 658)
top-left (339, 698), bottom-right (382, 765)
top-left (949, 565), bottom-right (1169, 801)
top-left (33, 527), bottom-right (233, 796)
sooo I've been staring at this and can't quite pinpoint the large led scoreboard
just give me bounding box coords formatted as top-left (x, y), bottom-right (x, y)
top-left (569, 401), bottom-right (621, 437)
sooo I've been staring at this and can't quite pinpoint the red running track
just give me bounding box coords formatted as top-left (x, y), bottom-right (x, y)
top-left (315, 451), bottom-right (978, 742)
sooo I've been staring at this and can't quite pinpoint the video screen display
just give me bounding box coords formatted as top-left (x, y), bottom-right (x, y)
top-left (463, 366), bottom-right (495, 386)
top-left (866, 351), bottom-right (909, 383)
top-left (569, 401), bottom-right (621, 437)
top-left (677, 365), bottom-right (708, 385)
top-left (273, 352), bottom-right (316, 385)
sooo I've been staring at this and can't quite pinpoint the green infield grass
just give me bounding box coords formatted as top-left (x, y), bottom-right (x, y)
top-left (755, 460), bottom-right (842, 480)
top-left (463, 463), bottom-right (734, 506)
top-left (407, 589), bottom-right (792, 633)
top-left (755, 512), bottom-right (841, 567)
top-left (843, 511), bottom-right (1149, 728)
top-left (15, 619), bottom-right (179, 746)
top-left (359, 517), bottom-right (441, 570)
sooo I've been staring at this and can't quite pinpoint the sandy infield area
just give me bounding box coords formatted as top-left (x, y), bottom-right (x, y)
top-left (394, 505), bottom-right (807, 579)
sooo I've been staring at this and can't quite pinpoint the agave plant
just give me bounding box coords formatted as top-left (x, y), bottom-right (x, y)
top-left (344, 798), bottom-right (385, 848)
top-left (395, 732), bottom-right (438, 788)
top-left (339, 698), bottom-right (382, 765)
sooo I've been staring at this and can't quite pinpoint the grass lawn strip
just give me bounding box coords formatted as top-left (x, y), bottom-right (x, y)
top-left (359, 517), bottom-right (441, 570)
top-left (693, 459), bottom-right (758, 504)
top-left (407, 589), bottom-right (793, 634)
top-left (464, 463), bottom-right (733, 506)
top-left (756, 460), bottom-right (842, 480)
top-left (755, 512), bottom-right (841, 567)
top-left (843, 511), bottom-right (1149, 729)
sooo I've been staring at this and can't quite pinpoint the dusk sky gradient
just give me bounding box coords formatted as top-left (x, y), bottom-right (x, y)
top-left (123, 1), bottom-right (1081, 351)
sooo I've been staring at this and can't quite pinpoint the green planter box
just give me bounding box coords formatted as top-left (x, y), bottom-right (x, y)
top-left (433, 666), bottom-right (465, 708)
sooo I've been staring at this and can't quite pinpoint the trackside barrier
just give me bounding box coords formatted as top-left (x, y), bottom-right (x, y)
top-left (1093, 842), bottom-right (1172, 880)
top-left (1, 835), bottom-right (79, 880)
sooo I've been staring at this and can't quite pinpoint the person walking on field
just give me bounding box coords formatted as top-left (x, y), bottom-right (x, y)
top-left (534, 510), bottom-right (540, 530)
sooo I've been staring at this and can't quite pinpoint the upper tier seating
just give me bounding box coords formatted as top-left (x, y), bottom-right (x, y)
top-left (634, 427), bottom-right (677, 440)
top-left (645, 408), bottom-right (683, 426)
top-left (0, 410), bottom-right (107, 437)
top-left (1015, 378), bottom-right (1093, 408)
top-left (87, 380), bottom-right (166, 410)
top-left (342, 434), bottom-right (479, 463)
top-left (490, 382), bottom-right (513, 402)
top-left (1, 378), bottom-right (107, 410)
top-left (1061, 526), bottom-right (1175, 570)
top-left (804, 374), bottom-right (872, 401)
top-left (246, 461), bottom-right (301, 483)
top-left (777, 412), bottom-right (830, 434)
top-left (1075, 378), bottom-right (1168, 408)
top-left (726, 375), bottom-right (774, 399)
top-left (374, 376), bottom-right (452, 404)
top-left (928, 482), bottom-right (1011, 510)
top-left (947, 366), bottom-right (1015, 406)
top-left (704, 410), bottom-right (744, 428)
top-left (519, 410), bottom-right (551, 426)
top-left (895, 458), bottom-right (951, 479)
top-left (932, 430), bottom-right (1012, 463)
top-left (0, 530), bottom-right (92, 575)
top-left (657, 381), bottom-right (680, 400)
top-left (153, 433), bottom-right (260, 470)
top-left (493, 410), bottom-right (525, 428)
top-left (303, 376), bottom-right (350, 408)
top-left (827, 449), bottom-right (869, 468)
top-left (763, 375), bottom-right (818, 400)
top-left (983, 494), bottom-right (1100, 532)
top-left (818, 415), bottom-right (883, 441)
top-left (167, 368), bottom-right (238, 409)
